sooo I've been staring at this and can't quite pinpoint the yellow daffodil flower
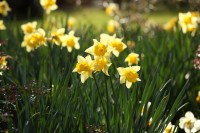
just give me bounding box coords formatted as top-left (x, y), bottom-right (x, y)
top-left (0, 1), bottom-right (11, 16)
top-left (125, 52), bottom-right (140, 66)
top-left (0, 20), bottom-right (6, 30)
top-left (51, 28), bottom-right (65, 46)
top-left (21, 28), bottom-right (46, 52)
top-left (196, 91), bottom-right (200, 104)
top-left (117, 66), bottom-right (141, 88)
top-left (93, 56), bottom-right (111, 76)
top-left (107, 20), bottom-right (120, 34)
top-left (0, 55), bottom-right (8, 70)
top-left (73, 55), bottom-right (94, 83)
top-left (67, 16), bottom-right (76, 30)
top-left (61, 30), bottom-right (80, 52)
top-left (40, 0), bottom-right (58, 14)
top-left (163, 18), bottom-right (177, 32)
top-left (21, 21), bottom-right (37, 34)
top-left (163, 122), bottom-right (177, 133)
top-left (105, 3), bottom-right (119, 16)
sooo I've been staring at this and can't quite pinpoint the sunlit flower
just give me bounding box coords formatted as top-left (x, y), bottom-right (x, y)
top-left (107, 20), bottom-right (120, 34)
top-left (178, 12), bottom-right (200, 36)
top-left (68, 16), bottom-right (76, 30)
top-left (0, 1), bottom-right (11, 16)
top-left (21, 28), bottom-right (46, 52)
top-left (21, 21), bottom-right (37, 34)
top-left (110, 35), bottom-right (127, 57)
top-left (93, 56), bottom-right (111, 76)
top-left (163, 18), bottom-right (177, 32)
top-left (125, 52), bottom-right (140, 66)
top-left (61, 30), bottom-right (79, 52)
top-left (191, 120), bottom-right (200, 133)
top-left (0, 55), bottom-right (9, 70)
top-left (73, 55), bottom-right (94, 83)
top-left (105, 3), bottom-right (119, 16)
top-left (85, 38), bottom-right (112, 58)
top-left (196, 91), bottom-right (200, 104)
top-left (40, 0), bottom-right (58, 14)
top-left (0, 20), bottom-right (6, 30)
top-left (117, 66), bottom-right (141, 88)
top-left (127, 40), bottom-right (135, 48)
top-left (51, 28), bottom-right (65, 46)
top-left (179, 111), bottom-right (196, 133)
top-left (163, 122), bottom-right (177, 133)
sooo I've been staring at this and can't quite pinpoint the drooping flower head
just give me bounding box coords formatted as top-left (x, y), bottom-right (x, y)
top-left (61, 30), bottom-right (80, 52)
top-left (67, 16), bottom-right (76, 30)
top-left (125, 52), bottom-right (140, 66)
top-left (163, 18), bottom-right (177, 32)
top-left (73, 55), bottom-right (94, 83)
top-left (40, 0), bottom-right (58, 14)
top-left (93, 56), bottom-right (111, 76)
top-left (21, 21), bottom-right (37, 34)
top-left (117, 66), bottom-right (141, 88)
top-left (21, 28), bottom-right (46, 52)
top-left (51, 28), bottom-right (65, 46)
top-left (105, 3), bottom-right (119, 16)
top-left (107, 20), bottom-right (120, 34)
top-left (0, 20), bottom-right (6, 30)
top-left (0, 1), bottom-right (11, 16)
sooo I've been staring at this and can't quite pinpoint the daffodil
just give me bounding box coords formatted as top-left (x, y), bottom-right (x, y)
top-left (163, 18), bottom-right (177, 32)
top-left (51, 28), bottom-right (65, 46)
top-left (117, 66), bottom-right (141, 88)
top-left (0, 56), bottom-right (8, 70)
top-left (40, 0), bottom-right (58, 14)
top-left (125, 52), bottom-right (140, 66)
top-left (93, 56), bottom-right (111, 76)
top-left (0, 0), bottom-right (11, 16)
top-left (179, 111), bottom-right (196, 133)
top-left (61, 30), bottom-right (80, 52)
top-left (105, 3), bottom-right (119, 16)
top-left (107, 20), bottom-right (120, 34)
top-left (21, 28), bottom-right (46, 52)
top-left (21, 21), bottom-right (37, 34)
top-left (109, 35), bottom-right (127, 57)
top-left (68, 16), bottom-right (76, 30)
top-left (127, 40), bottom-right (135, 48)
top-left (163, 122), bottom-right (177, 133)
top-left (73, 55), bottom-right (94, 83)
top-left (0, 20), bottom-right (6, 30)
top-left (196, 91), bottom-right (200, 104)
top-left (191, 120), bottom-right (200, 133)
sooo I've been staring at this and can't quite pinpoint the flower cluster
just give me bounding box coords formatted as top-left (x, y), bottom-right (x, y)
top-left (0, 0), bottom-right (11, 16)
top-left (40, 0), bottom-right (58, 14)
top-left (179, 111), bottom-right (200, 133)
top-left (73, 33), bottom-right (140, 88)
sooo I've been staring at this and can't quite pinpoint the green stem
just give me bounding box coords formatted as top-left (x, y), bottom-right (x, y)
top-left (104, 74), bottom-right (110, 133)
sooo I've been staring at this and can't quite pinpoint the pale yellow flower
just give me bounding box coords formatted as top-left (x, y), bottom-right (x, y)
top-left (163, 18), bottom-right (177, 32)
top-left (117, 66), bottom-right (141, 88)
top-left (163, 122), bottom-right (177, 133)
top-left (61, 30), bottom-right (80, 52)
top-left (21, 21), bottom-right (37, 34)
top-left (0, 56), bottom-right (8, 70)
top-left (73, 55), bottom-right (94, 83)
top-left (40, 0), bottom-right (58, 14)
top-left (105, 3), bottom-right (119, 16)
top-left (127, 41), bottom-right (135, 48)
top-left (51, 28), bottom-right (65, 46)
top-left (68, 16), bottom-right (76, 30)
top-left (107, 20), bottom-right (120, 34)
top-left (0, 20), bottom-right (6, 30)
top-left (109, 35), bottom-right (127, 57)
top-left (93, 56), bottom-right (111, 76)
top-left (196, 91), bottom-right (200, 104)
top-left (125, 52), bottom-right (139, 66)
top-left (21, 28), bottom-right (46, 52)
top-left (0, 1), bottom-right (11, 16)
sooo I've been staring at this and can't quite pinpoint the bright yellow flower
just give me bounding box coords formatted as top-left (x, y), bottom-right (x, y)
top-left (105, 3), bottom-right (119, 16)
top-left (0, 56), bottom-right (8, 70)
top-left (178, 12), bottom-right (200, 36)
top-left (110, 35), bottom-right (127, 57)
top-left (196, 91), bottom-right (200, 104)
top-left (67, 16), bottom-right (76, 30)
top-left (21, 28), bottom-right (46, 52)
top-left (40, 0), bottom-right (58, 14)
top-left (0, 1), bottom-right (11, 16)
top-left (73, 55), bottom-right (94, 83)
top-left (61, 30), bottom-right (80, 52)
top-left (117, 66), bottom-right (141, 88)
top-left (107, 20), bottom-right (120, 34)
top-left (93, 56), bottom-right (111, 76)
top-left (125, 52), bottom-right (140, 66)
top-left (21, 21), bottom-right (37, 34)
top-left (163, 18), bottom-right (177, 31)
top-left (51, 28), bottom-right (65, 46)
top-left (0, 20), bottom-right (6, 30)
